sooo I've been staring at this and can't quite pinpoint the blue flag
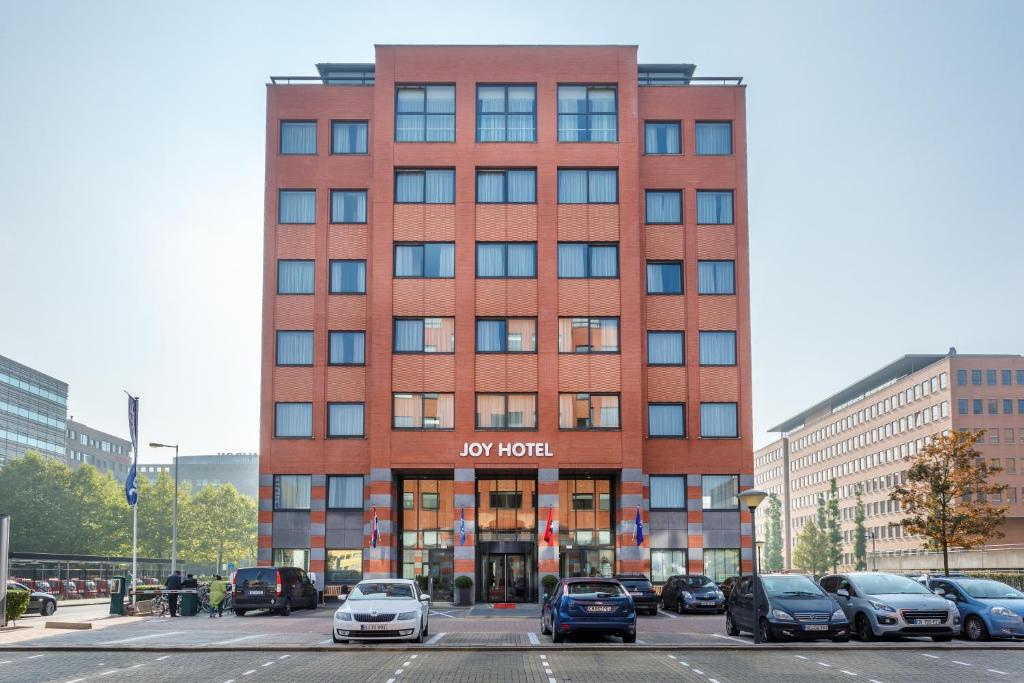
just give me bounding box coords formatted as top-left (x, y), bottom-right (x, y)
top-left (459, 507), bottom-right (466, 546)
top-left (633, 505), bottom-right (644, 546)
top-left (125, 394), bottom-right (139, 506)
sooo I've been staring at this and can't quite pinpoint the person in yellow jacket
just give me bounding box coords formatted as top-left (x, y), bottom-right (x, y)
top-left (208, 575), bottom-right (228, 618)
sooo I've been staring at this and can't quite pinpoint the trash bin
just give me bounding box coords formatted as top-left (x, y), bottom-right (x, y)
top-left (109, 576), bottom-right (127, 616)
top-left (179, 590), bottom-right (199, 616)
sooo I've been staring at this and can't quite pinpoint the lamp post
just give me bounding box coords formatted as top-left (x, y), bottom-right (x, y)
top-left (867, 530), bottom-right (877, 572)
top-left (150, 442), bottom-right (179, 573)
top-left (739, 488), bottom-right (768, 644)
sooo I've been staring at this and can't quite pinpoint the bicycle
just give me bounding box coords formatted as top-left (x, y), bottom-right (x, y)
top-left (150, 593), bottom-right (169, 617)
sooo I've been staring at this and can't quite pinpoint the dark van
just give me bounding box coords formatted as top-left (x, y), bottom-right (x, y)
top-left (725, 574), bottom-right (849, 642)
top-left (232, 566), bottom-right (318, 616)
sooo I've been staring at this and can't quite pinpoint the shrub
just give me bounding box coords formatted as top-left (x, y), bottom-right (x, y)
top-left (5, 589), bottom-right (30, 624)
top-left (454, 575), bottom-right (473, 590)
top-left (541, 574), bottom-right (559, 593)
top-left (415, 575), bottom-right (430, 592)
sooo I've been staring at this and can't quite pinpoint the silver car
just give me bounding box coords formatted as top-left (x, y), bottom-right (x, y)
top-left (820, 572), bottom-right (960, 641)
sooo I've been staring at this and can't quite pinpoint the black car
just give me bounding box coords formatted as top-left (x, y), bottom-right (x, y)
top-left (614, 574), bottom-right (659, 615)
top-left (6, 581), bottom-right (58, 616)
top-left (661, 574), bottom-right (726, 614)
top-left (726, 574), bottom-right (850, 642)
top-left (232, 566), bottom-right (318, 616)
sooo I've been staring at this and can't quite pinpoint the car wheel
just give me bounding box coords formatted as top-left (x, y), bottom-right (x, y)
top-left (41, 600), bottom-right (56, 617)
top-left (541, 615), bottom-right (551, 635)
top-left (964, 616), bottom-right (989, 642)
top-left (622, 632), bottom-right (637, 643)
top-left (423, 617), bottom-right (429, 637)
top-left (759, 618), bottom-right (774, 643)
top-left (725, 612), bottom-right (741, 636)
top-left (931, 635), bottom-right (953, 642)
top-left (414, 625), bottom-right (424, 643)
top-left (234, 609), bottom-right (247, 617)
top-left (278, 600), bottom-right (292, 617)
top-left (676, 601), bottom-right (685, 615)
top-left (855, 613), bottom-right (875, 642)
top-left (551, 618), bottom-right (565, 643)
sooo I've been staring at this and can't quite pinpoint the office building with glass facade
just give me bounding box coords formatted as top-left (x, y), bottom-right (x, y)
top-left (0, 354), bottom-right (68, 468)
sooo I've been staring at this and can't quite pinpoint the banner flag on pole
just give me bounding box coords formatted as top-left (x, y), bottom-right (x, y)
top-left (633, 505), bottom-right (644, 545)
top-left (459, 507), bottom-right (466, 546)
top-left (543, 506), bottom-right (554, 545)
top-left (125, 393), bottom-right (139, 507)
top-left (371, 506), bottom-right (379, 548)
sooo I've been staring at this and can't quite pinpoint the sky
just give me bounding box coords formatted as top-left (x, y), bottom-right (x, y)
top-left (1, 0), bottom-right (1021, 461)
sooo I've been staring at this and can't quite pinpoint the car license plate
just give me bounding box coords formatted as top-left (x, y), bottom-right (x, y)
top-left (699, 601), bottom-right (717, 606)
top-left (247, 590), bottom-right (264, 595)
top-left (360, 623), bottom-right (390, 631)
top-left (914, 618), bottom-right (942, 625)
top-left (804, 624), bottom-right (828, 631)
top-left (630, 591), bottom-right (642, 595)
top-left (587, 606), bottom-right (614, 613)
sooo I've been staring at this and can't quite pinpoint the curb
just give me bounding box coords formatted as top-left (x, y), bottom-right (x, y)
top-left (1, 644), bottom-right (1022, 653)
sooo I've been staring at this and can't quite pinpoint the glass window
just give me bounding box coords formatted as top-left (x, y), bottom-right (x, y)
top-left (281, 121), bottom-right (316, 154)
top-left (330, 190), bottom-right (367, 223)
top-left (647, 262), bottom-right (683, 294)
top-left (703, 548), bottom-right (740, 583)
top-left (644, 122), bottom-right (681, 154)
top-left (957, 399), bottom-right (968, 415)
top-left (277, 260), bottom-right (314, 294)
top-left (395, 85), bottom-right (455, 142)
top-left (394, 318), bottom-right (454, 353)
top-left (477, 85), bottom-right (536, 142)
top-left (697, 260), bottom-right (735, 294)
top-left (273, 548), bottom-right (310, 571)
top-left (558, 318), bottom-right (619, 353)
top-left (476, 318), bottom-right (536, 352)
top-left (973, 399), bottom-right (983, 414)
top-left (329, 260), bottom-right (366, 293)
top-left (274, 475), bottom-right (311, 509)
top-left (558, 393), bottom-right (620, 429)
top-left (557, 169), bottom-right (618, 203)
top-left (328, 403), bottom-right (364, 437)
top-left (394, 243), bottom-right (455, 277)
top-left (275, 402), bottom-right (312, 438)
top-left (325, 549), bottom-right (362, 584)
top-left (699, 331), bottom-right (737, 365)
top-left (475, 393), bottom-right (537, 429)
top-left (1018, 370), bottom-right (1024, 385)
top-left (956, 369), bottom-right (967, 385)
top-left (987, 369), bottom-right (997, 385)
top-left (972, 369), bottom-right (982, 385)
top-left (1004, 399), bottom-right (1014, 414)
top-left (557, 85), bottom-right (617, 142)
top-left (648, 331), bottom-right (684, 365)
top-left (695, 122), bottom-right (732, 155)
top-left (651, 549), bottom-right (687, 584)
top-left (329, 331), bottom-right (365, 365)
top-left (702, 475), bottom-right (739, 509)
top-left (276, 330), bottom-right (313, 366)
top-left (650, 476), bottom-right (686, 509)
top-left (332, 121), bottom-right (368, 154)
top-left (421, 492), bottom-right (440, 510)
top-left (476, 169), bottom-right (536, 203)
top-left (279, 190), bottom-right (316, 224)
top-left (701, 403), bottom-right (739, 438)
top-left (649, 403), bottom-right (685, 437)
top-left (696, 190), bottom-right (734, 224)
top-left (393, 393), bottom-right (455, 430)
top-left (645, 190), bottom-right (682, 223)
top-left (989, 399), bottom-right (998, 415)
top-left (1001, 369), bottom-right (1012, 385)
top-left (395, 170), bottom-right (455, 203)
top-left (475, 242), bottom-right (537, 278)
top-left (557, 243), bottom-right (618, 278)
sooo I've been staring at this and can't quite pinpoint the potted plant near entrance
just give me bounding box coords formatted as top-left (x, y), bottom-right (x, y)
top-left (541, 574), bottom-right (559, 601)
top-left (454, 575), bottom-right (473, 606)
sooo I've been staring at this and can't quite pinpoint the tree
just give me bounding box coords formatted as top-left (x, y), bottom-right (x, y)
top-left (67, 464), bottom-right (130, 555)
top-left (853, 488), bottom-right (867, 571)
top-left (135, 471), bottom-right (192, 559)
top-left (890, 429), bottom-right (1008, 576)
top-left (182, 483), bottom-right (257, 570)
top-left (0, 451), bottom-right (75, 552)
top-left (791, 518), bottom-right (829, 577)
top-left (763, 493), bottom-right (784, 572)
top-left (826, 478), bottom-right (842, 573)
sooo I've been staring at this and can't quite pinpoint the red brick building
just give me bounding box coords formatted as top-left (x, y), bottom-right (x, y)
top-left (259, 45), bottom-right (752, 602)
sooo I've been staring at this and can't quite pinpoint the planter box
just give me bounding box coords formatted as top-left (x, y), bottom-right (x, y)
top-left (454, 586), bottom-right (472, 606)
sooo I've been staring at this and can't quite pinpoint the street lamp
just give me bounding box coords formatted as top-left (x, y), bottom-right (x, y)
top-left (738, 488), bottom-right (768, 645)
top-left (149, 442), bottom-right (179, 574)
top-left (867, 530), bottom-right (877, 572)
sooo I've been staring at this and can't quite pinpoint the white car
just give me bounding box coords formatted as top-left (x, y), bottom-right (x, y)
top-left (333, 578), bottom-right (430, 643)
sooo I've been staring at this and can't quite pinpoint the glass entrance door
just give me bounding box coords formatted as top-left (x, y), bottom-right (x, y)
top-left (482, 553), bottom-right (529, 602)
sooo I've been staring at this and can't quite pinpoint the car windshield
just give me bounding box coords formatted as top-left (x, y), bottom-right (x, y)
top-left (349, 582), bottom-right (415, 600)
top-left (853, 574), bottom-right (930, 595)
top-left (566, 582), bottom-right (624, 598)
top-left (681, 576), bottom-right (716, 589)
top-left (957, 579), bottom-right (1024, 600)
top-left (619, 579), bottom-right (653, 591)
top-left (761, 576), bottom-right (824, 598)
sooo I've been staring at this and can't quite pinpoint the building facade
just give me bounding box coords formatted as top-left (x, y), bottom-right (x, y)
top-left (139, 453), bottom-right (259, 499)
top-left (260, 45), bottom-right (753, 601)
top-left (0, 354), bottom-right (68, 468)
top-left (65, 419), bottom-right (132, 483)
top-left (755, 351), bottom-right (1024, 571)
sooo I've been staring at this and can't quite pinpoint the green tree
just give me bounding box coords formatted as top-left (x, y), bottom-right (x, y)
top-left (762, 493), bottom-right (784, 572)
top-left (67, 464), bottom-right (130, 555)
top-left (826, 478), bottom-right (842, 573)
top-left (135, 471), bottom-right (192, 559)
top-left (853, 488), bottom-right (867, 571)
top-left (0, 451), bottom-right (75, 552)
top-left (791, 518), bottom-right (828, 577)
top-left (182, 484), bottom-right (257, 570)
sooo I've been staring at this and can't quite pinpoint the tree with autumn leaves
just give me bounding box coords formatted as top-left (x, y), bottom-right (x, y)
top-left (889, 429), bottom-right (1007, 576)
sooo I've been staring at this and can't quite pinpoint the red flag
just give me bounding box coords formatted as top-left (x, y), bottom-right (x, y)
top-left (543, 506), bottom-right (554, 545)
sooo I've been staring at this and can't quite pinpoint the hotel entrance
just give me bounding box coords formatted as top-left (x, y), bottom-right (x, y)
top-left (475, 476), bottom-right (537, 603)
top-left (479, 546), bottom-right (532, 602)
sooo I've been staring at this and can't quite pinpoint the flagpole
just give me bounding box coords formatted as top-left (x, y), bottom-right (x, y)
top-left (125, 392), bottom-right (140, 606)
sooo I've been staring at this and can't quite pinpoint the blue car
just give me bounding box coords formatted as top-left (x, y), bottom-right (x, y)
top-left (540, 577), bottom-right (637, 643)
top-left (928, 576), bottom-right (1024, 641)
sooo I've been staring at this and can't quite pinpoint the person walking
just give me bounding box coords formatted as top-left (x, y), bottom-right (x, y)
top-left (164, 570), bottom-right (182, 617)
top-left (209, 574), bottom-right (228, 618)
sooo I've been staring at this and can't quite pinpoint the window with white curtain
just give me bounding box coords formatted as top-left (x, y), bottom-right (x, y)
top-left (702, 474), bottom-right (739, 508)
top-left (558, 393), bottom-right (620, 429)
top-left (476, 318), bottom-right (536, 352)
top-left (557, 243), bottom-right (618, 278)
top-left (649, 403), bottom-right (685, 437)
top-left (278, 190), bottom-right (316, 224)
top-left (394, 243), bottom-right (455, 277)
top-left (328, 403), bottom-right (365, 437)
top-left (329, 331), bottom-right (365, 365)
top-left (650, 476), bottom-right (686, 509)
top-left (395, 85), bottom-right (455, 142)
top-left (695, 122), bottom-right (732, 155)
top-left (646, 262), bottom-right (683, 294)
top-left (329, 260), bottom-right (366, 293)
top-left (395, 170), bottom-right (455, 203)
top-left (697, 260), bottom-right (735, 294)
top-left (331, 121), bottom-right (368, 154)
top-left (696, 190), bottom-right (734, 224)
top-left (394, 318), bottom-right (454, 353)
top-left (703, 548), bottom-right (739, 583)
top-left (557, 85), bottom-right (617, 142)
top-left (277, 260), bottom-right (314, 294)
top-left (330, 190), bottom-right (367, 223)
top-left (645, 190), bottom-right (682, 224)
top-left (557, 169), bottom-right (618, 203)
top-left (475, 393), bottom-right (537, 429)
top-left (477, 85), bottom-right (536, 142)
top-left (276, 330), bottom-right (313, 366)
top-left (476, 169), bottom-right (536, 203)
top-left (700, 404), bottom-right (739, 439)
top-left (644, 122), bottom-right (681, 154)
top-left (280, 121), bottom-right (317, 154)
top-left (393, 393), bottom-right (455, 429)
top-left (699, 331), bottom-right (737, 366)
top-left (651, 549), bottom-right (687, 584)
top-left (274, 474), bottom-right (312, 510)
top-left (648, 331), bottom-right (684, 365)
top-left (327, 475), bottom-right (364, 509)
top-left (475, 242), bottom-right (536, 277)
top-left (275, 403), bottom-right (312, 438)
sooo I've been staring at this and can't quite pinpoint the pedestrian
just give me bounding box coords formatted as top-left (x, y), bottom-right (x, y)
top-left (208, 574), bottom-right (228, 618)
top-left (164, 570), bottom-right (182, 617)
top-left (182, 574), bottom-right (198, 589)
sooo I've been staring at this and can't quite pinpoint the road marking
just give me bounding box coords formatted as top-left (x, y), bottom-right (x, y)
top-left (131, 664), bottom-right (144, 669)
top-left (711, 633), bottom-right (749, 644)
top-left (403, 661), bottom-right (411, 666)
top-left (64, 679), bottom-right (85, 683)
top-left (988, 670), bottom-right (1008, 675)
top-left (319, 638), bottom-right (333, 644)
top-left (680, 661), bottom-right (690, 667)
top-left (99, 671), bottom-right (117, 677)
top-left (540, 655), bottom-right (546, 660)
top-left (386, 680), bottom-right (395, 683)
top-left (870, 679), bottom-right (884, 683)
top-left (156, 656), bottom-right (170, 661)
top-left (426, 632), bottom-right (446, 645)
top-left (818, 662), bottom-right (832, 668)
top-left (101, 631), bottom-right (183, 644)
top-left (952, 661), bottom-right (971, 666)
top-left (27, 654), bottom-right (45, 659)
top-left (548, 678), bottom-right (556, 683)
top-left (242, 670), bottom-right (256, 676)
top-left (710, 679), bottom-right (721, 683)
top-left (658, 609), bottom-right (679, 618)
top-left (528, 632), bottom-right (540, 645)
top-left (430, 610), bottom-right (458, 619)
top-left (545, 669), bottom-right (553, 675)
top-left (840, 671), bottom-right (857, 677)
top-left (395, 669), bottom-right (403, 675)
top-left (279, 655), bottom-right (290, 660)
top-left (921, 654), bottom-right (939, 659)
top-left (795, 655), bottom-right (808, 660)
top-left (637, 639), bottom-right (646, 644)
top-left (411, 655), bottom-right (418, 659)
top-left (0, 661), bottom-right (11, 665)
top-left (213, 634), bottom-right (266, 645)
top-left (668, 655), bottom-right (677, 660)
top-left (693, 669), bottom-right (704, 675)
top-left (262, 661), bottom-right (274, 667)
top-left (223, 680), bottom-right (235, 683)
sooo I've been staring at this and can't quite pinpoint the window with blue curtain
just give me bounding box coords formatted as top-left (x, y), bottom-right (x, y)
top-left (646, 262), bottom-right (683, 294)
top-left (645, 190), bottom-right (682, 224)
top-left (276, 330), bottom-right (313, 366)
top-left (328, 403), bottom-right (365, 437)
top-left (330, 190), bottom-right (367, 223)
top-left (696, 190), bottom-right (734, 224)
top-left (331, 121), bottom-right (368, 154)
top-left (327, 476), bottom-right (364, 508)
top-left (644, 122), bottom-right (681, 154)
top-left (695, 122), bottom-right (732, 155)
top-left (476, 242), bottom-right (536, 277)
top-left (278, 190), bottom-right (316, 224)
top-left (649, 403), bottom-right (685, 437)
top-left (699, 331), bottom-right (737, 366)
top-left (700, 404), bottom-right (738, 438)
top-left (393, 318), bottom-right (454, 353)
top-left (475, 318), bottom-right (536, 353)
top-left (329, 260), bottom-right (366, 293)
top-left (697, 260), bottom-right (735, 294)
top-left (648, 331), bottom-right (684, 365)
top-left (329, 331), bottom-right (365, 365)
top-left (557, 169), bottom-right (618, 203)
top-left (277, 260), bottom-right (314, 294)
top-left (477, 85), bottom-right (536, 142)
top-left (650, 476), bottom-right (686, 509)
top-left (395, 170), bottom-right (455, 203)
top-left (557, 85), bottom-right (617, 142)
top-left (280, 121), bottom-right (317, 154)
top-left (558, 243), bottom-right (618, 278)
top-left (275, 403), bottom-right (312, 438)
top-left (476, 319), bottom-right (506, 352)
top-left (395, 85), bottom-right (455, 142)
top-left (395, 243), bottom-right (455, 277)
top-left (393, 319), bottom-right (425, 353)
top-left (476, 169), bottom-right (536, 203)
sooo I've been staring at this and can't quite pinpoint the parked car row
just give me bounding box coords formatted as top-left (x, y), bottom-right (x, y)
top-left (6, 580), bottom-right (59, 616)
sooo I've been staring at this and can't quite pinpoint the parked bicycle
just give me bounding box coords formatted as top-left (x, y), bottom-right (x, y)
top-left (198, 584), bottom-right (234, 615)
